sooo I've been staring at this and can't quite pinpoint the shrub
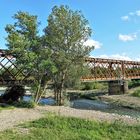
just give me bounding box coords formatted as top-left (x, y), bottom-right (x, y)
top-left (82, 82), bottom-right (107, 90)
top-left (132, 90), bottom-right (140, 97)
top-left (128, 80), bottom-right (140, 88)
top-left (12, 100), bottom-right (36, 108)
top-left (1, 85), bottom-right (25, 102)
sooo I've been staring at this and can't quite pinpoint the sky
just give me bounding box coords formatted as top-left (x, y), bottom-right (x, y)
top-left (1, 0), bottom-right (140, 61)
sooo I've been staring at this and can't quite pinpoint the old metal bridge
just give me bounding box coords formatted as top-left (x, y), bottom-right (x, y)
top-left (0, 49), bottom-right (32, 85)
top-left (82, 57), bottom-right (140, 81)
top-left (1, 49), bottom-right (140, 85)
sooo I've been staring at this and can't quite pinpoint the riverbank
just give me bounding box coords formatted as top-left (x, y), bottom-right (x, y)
top-left (99, 94), bottom-right (140, 111)
top-left (0, 113), bottom-right (140, 140)
top-left (0, 105), bottom-right (140, 132)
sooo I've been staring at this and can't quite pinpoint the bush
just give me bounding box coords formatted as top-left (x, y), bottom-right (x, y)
top-left (132, 90), bottom-right (140, 97)
top-left (82, 82), bottom-right (107, 90)
top-left (128, 80), bottom-right (140, 88)
top-left (12, 100), bottom-right (36, 108)
top-left (84, 82), bottom-right (98, 90)
top-left (1, 85), bottom-right (25, 103)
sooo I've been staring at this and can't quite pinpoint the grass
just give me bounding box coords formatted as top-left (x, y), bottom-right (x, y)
top-left (0, 114), bottom-right (139, 140)
top-left (0, 105), bottom-right (15, 111)
top-left (0, 101), bottom-right (37, 112)
top-left (0, 101), bottom-right (36, 110)
top-left (132, 89), bottom-right (140, 98)
top-left (12, 100), bottom-right (36, 108)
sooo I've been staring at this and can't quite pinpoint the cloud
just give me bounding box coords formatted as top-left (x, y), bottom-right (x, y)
top-left (118, 34), bottom-right (137, 42)
top-left (90, 53), bottom-right (140, 62)
top-left (121, 16), bottom-right (129, 21)
top-left (134, 56), bottom-right (140, 61)
top-left (121, 10), bottom-right (140, 22)
top-left (93, 54), bottom-right (132, 61)
top-left (129, 12), bottom-right (135, 16)
top-left (83, 39), bottom-right (102, 49)
top-left (136, 10), bottom-right (140, 16)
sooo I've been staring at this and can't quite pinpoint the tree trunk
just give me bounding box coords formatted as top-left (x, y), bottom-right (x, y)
top-left (34, 77), bottom-right (48, 104)
top-left (56, 72), bottom-right (66, 105)
top-left (34, 83), bottom-right (41, 103)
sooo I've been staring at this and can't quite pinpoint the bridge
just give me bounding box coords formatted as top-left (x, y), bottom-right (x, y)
top-left (0, 49), bottom-right (32, 85)
top-left (82, 57), bottom-right (140, 81)
top-left (1, 49), bottom-right (140, 94)
top-left (82, 57), bottom-right (140, 94)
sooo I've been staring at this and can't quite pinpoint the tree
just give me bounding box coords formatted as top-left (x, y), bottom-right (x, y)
top-left (5, 11), bottom-right (56, 103)
top-left (44, 5), bottom-right (93, 105)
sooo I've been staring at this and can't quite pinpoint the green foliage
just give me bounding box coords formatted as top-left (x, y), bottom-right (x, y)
top-left (0, 115), bottom-right (140, 140)
top-left (81, 82), bottom-right (107, 90)
top-left (5, 6), bottom-right (94, 105)
top-left (65, 65), bottom-right (90, 89)
top-left (0, 105), bottom-right (15, 111)
top-left (132, 89), bottom-right (140, 98)
top-left (12, 100), bottom-right (36, 108)
top-left (128, 80), bottom-right (140, 89)
top-left (5, 11), bottom-right (56, 103)
top-left (44, 5), bottom-right (93, 104)
top-left (1, 85), bottom-right (25, 103)
top-left (82, 82), bottom-right (98, 90)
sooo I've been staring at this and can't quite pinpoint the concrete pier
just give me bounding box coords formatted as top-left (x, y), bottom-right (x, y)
top-left (108, 80), bottom-right (128, 95)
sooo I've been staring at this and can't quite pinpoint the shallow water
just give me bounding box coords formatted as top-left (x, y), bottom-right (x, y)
top-left (71, 99), bottom-right (140, 118)
top-left (23, 95), bottom-right (55, 105)
top-left (0, 90), bottom-right (55, 105)
top-left (0, 89), bottom-right (140, 118)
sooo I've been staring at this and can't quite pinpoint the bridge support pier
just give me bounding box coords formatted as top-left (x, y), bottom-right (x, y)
top-left (108, 80), bottom-right (128, 95)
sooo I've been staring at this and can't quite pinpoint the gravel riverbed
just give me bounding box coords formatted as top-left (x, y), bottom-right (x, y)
top-left (0, 105), bottom-right (140, 131)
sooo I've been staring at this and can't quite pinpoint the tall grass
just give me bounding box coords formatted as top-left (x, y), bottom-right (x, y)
top-left (132, 89), bottom-right (140, 98)
top-left (0, 114), bottom-right (139, 140)
top-left (0, 106), bottom-right (14, 111)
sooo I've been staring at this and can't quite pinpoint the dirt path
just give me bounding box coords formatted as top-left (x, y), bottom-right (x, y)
top-left (0, 108), bottom-right (43, 131)
top-left (0, 106), bottom-right (140, 131)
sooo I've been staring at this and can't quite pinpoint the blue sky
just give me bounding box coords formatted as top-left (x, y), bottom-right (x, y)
top-left (1, 0), bottom-right (140, 61)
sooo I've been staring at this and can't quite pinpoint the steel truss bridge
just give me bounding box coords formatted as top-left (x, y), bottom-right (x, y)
top-left (0, 49), bottom-right (32, 85)
top-left (82, 57), bottom-right (140, 81)
top-left (1, 49), bottom-right (140, 85)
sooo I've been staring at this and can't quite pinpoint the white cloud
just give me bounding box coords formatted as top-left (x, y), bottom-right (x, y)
top-left (121, 16), bottom-right (129, 21)
top-left (129, 12), bottom-right (135, 16)
top-left (136, 10), bottom-right (140, 16)
top-left (93, 54), bottom-right (132, 61)
top-left (83, 39), bottom-right (102, 49)
top-left (90, 53), bottom-right (140, 62)
top-left (121, 10), bottom-right (140, 22)
top-left (134, 56), bottom-right (140, 61)
top-left (118, 34), bottom-right (137, 42)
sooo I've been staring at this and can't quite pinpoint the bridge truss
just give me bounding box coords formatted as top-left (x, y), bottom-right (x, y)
top-left (1, 49), bottom-right (140, 84)
top-left (82, 57), bottom-right (140, 81)
top-left (0, 49), bottom-right (32, 85)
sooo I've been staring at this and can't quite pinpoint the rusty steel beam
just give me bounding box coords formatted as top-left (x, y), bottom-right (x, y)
top-left (82, 57), bottom-right (140, 81)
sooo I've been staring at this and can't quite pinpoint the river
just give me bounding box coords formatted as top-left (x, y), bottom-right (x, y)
top-left (0, 89), bottom-right (140, 118)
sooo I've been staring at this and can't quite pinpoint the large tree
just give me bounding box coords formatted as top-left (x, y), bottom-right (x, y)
top-left (5, 11), bottom-right (56, 103)
top-left (44, 5), bottom-right (93, 105)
